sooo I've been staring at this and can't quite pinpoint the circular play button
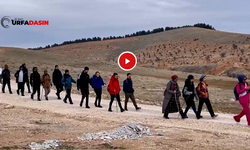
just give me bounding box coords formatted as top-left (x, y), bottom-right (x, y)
top-left (118, 51), bottom-right (137, 71)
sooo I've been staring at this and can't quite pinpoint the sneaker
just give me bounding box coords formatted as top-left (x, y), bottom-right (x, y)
top-left (45, 97), bottom-right (48, 101)
top-left (64, 100), bottom-right (67, 103)
top-left (233, 116), bottom-right (240, 122)
top-left (86, 106), bottom-right (90, 109)
top-left (17, 90), bottom-right (19, 95)
top-left (9, 91), bottom-right (13, 94)
top-left (70, 102), bottom-right (74, 105)
top-left (124, 108), bottom-right (128, 111)
top-left (121, 109), bottom-right (124, 112)
top-left (164, 116), bottom-right (169, 119)
top-left (136, 107), bottom-right (141, 110)
top-left (38, 98), bottom-right (41, 101)
top-left (31, 94), bottom-right (34, 100)
top-left (2, 91), bottom-right (5, 93)
top-left (94, 103), bottom-right (98, 107)
top-left (212, 114), bottom-right (218, 119)
top-left (97, 105), bottom-right (103, 108)
top-left (58, 97), bottom-right (61, 100)
top-left (21, 94), bottom-right (25, 96)
top-left (28, 91), bottom-right (31, 93)
top-left (108, 109), bottom-right (112, 112)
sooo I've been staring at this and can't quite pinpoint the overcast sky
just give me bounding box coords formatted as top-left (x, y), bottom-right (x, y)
top-left (0, 0), bottom-right (249, 48)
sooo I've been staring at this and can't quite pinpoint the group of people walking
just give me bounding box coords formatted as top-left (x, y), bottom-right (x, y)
top-left (0, 64), bottom-right (141, 112)
top-left (162, 74), bottom-right (218, 120)
top-left (2, 63), bottom-right (250, 126)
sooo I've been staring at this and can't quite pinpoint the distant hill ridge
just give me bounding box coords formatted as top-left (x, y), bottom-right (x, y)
top-left (28, 23), bottom-right (215, 50)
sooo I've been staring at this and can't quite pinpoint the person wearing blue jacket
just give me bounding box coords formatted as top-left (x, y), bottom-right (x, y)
top-left (61, 70), bottom-right (76, 104)
top-left (91, 71), bottom-right (105, 108)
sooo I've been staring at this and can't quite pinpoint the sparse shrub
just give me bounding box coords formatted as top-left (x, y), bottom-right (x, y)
top-left (240, 49), bottom-right (245, 54)
top-left (240, 57), bottom-right (244, 62)
top-left (219, 46), bottom-right (222, 49)
top-left (233, 44), bottom-right (238, 49)
top-left (220, 52), bottom-right (226, 58)
top-left (205, 55), bottom-right (210, 62)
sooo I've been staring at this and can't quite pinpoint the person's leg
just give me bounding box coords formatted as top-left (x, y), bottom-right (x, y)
top-left (31, 86), bottom-right (36, 99)
top-left (63, 89), bottom-right (69, 103)
top-left (116, 94), bottom-right (124, 112)
top-left (21, 82), bottom-right (25, 96)
top-left (109, 94), bottom-right (115, 111)
top-left (2, 79), bottom-right (6, 93)
top-left (97, 89), bottom-right (102, 107)
top-left (80, 89), bottom-right (86, 107)
top-left (130, 93), bottom-right (139, 109)
top-left (68, 89), bottom-right (73, 104)
top-left (197, 98), bottom-right (205, 118)
top-left (124, 93), bottom-right (129, 110)
top-left (7, 79), bottom-right (12, 93)
top-left (37, 86), bottom-right (41, 100)
top-left (204, 98), bottom-right (216, 117)
top-left (17, 83), bottom-right (20, 95)
top-left (191, 104), bottom-right (197, 115)
top-left (26, 82), bottom-right (31, 93)
top-left (85, 91), bottom-right (89, 108)
top-left (234, 109), bottom-right (245, 122)
top-left (164, 105), bottom-right (169, 119)
top-left (184, 104), bottom-right (191, 115)
top-left (94, 88), bottom-right (98, 107)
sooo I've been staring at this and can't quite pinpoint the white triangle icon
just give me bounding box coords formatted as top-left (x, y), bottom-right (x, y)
top-left (125, 58), bottom-right (130, 64)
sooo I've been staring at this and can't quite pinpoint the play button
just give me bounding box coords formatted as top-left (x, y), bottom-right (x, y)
top-left (118, 51), bottom-right (137, 71)
top-left (125, 59), bottom-right (130, 64)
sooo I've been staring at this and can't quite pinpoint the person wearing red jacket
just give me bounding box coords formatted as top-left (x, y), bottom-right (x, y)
top-left (108, 73), bottom-right (124, 112)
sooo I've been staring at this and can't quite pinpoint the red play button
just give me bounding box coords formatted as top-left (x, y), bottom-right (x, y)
top-left (118, 51), bottom-right (137, 71)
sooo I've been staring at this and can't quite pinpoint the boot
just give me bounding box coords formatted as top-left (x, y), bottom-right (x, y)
top-left (31, 94), bottom-right (34, 100)
top-left (136, 107), bottom-right (141, 110)
top-left (38, 97), bottom-right (41, 101)
top-left (94, 100), bottom-right (98, 107)
top-left (180, 111), bottom-right (187, 119)
top-left (9, 91), bottom-right (13, 94)
top-left (108, 108), bottom-right (112, 112)
top-left (17, 90), bottom-right (19, 95)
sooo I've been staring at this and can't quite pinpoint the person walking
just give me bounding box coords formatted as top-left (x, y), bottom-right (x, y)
top-left (91, 71), bottom-right (105, 108)
top-left (61, 70), bottom-right (76, 104)
top-left (15, 66), bottom-right (27, 96)
top-left (123, 73), bottom-right (141, 111)
top-left (196, 75), bottom-right (218, 119)
top-left (41, 70), bottom-right (52, 100)
top-left (30, 67), bottom-right (41, 101)
top-left (233, 74), bottom-right (250, 126)
top-left (182, 75), bottom-right (198, 117)
top-left (53, 65), bottom-right (63, 99)
top-left (162, 75), bottom-right (187, 119)
top-left (79, 67), bottom-right (91, 108)
top-left (108, 73), bottom-right (124, 112)
top-left (1, 64), bottom-right (12, 94)
top-left (22, 63), bottom-right (31, 93)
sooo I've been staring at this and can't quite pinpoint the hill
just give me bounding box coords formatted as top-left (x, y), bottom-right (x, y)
top-left (1, 27), bottom-right (250, 114)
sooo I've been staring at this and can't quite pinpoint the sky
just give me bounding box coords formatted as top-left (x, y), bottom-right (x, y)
top-left (0, 0), bottom-right (249, 48)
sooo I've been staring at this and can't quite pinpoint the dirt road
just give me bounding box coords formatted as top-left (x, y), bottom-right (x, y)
top-left (1, 81), bottom-right (250, 149)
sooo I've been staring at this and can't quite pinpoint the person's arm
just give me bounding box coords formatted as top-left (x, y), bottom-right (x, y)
top-left (61, 77), bottom-right (65, 86)
top-left (52, 72), bottom-right (56, 85)
top-left (194, 85), bottom-right (199, 100)
top-left (15, 71), bottom-right (18, 77)
top-left (30, 73), bottom-right (33, 86)
top-left (184, 87), bottom-right (192, 95)
top-left (123, 80), bottom-right (126, 93)
top-left (167, 82), bottom-right (174, 94)
top-left (236, 83), bottom-right (248, 95)
top-left (109, 79), bottom-right (114, 92)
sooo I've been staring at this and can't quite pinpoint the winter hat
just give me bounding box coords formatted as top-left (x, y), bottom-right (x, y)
top-left (55, 65), bottom-right (58, 68)
top-left (188, 75), bottom-right (194, 80)
top-left (65, 70), bottom-right (69, 73)
top-left (84, 67), bottom-right (89, 71)
top-left (200, 75), bottom-right (206, 79)
top-left (171, 75), bottom-right (178, 81)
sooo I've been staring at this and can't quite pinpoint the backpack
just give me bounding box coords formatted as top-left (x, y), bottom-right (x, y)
top-left (182, 86), bottom-right (187, 99)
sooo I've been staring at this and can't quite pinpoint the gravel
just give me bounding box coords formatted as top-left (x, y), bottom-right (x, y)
top-left (78, 122), bottom-right (152, 141)
top-left (29, 140), bottom-right (61, 149)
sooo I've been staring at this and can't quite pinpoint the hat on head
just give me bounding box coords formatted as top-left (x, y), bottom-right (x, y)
top-left (200, 75), bottom-right (206, 79)
top-left (84, 67), bottom-right (89, 71)
top-left (55, 65), bottom-right (58, 68)
top-left (65, 70), bottom-right (69, 73)
top-left (171, 75), bottom-right (178, 81)
top-left (188, 75), bottom-right (194, 80)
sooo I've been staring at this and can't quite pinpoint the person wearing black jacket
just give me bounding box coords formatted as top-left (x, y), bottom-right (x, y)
top-left (52, 65), bottom-right (63, 99)
top-left (2, 64), bottom-right (12, 94)
top-left (123, 73), bottom-right (141, 111)
top-left (15, 66), bottom-right (27, 96)
top-left (30, 67), bottom-right (41, 101)
top-left (22, 63), bottom-right (31, 93)
top-left (79, 67), bottom-right (91, 108)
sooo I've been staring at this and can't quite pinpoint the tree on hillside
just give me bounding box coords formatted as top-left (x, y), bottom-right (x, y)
top-left (28, 23), bottom-right (216, 50)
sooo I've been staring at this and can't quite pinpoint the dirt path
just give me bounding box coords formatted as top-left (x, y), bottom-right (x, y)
top-left (1, 81), bottom-right (250, 149)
